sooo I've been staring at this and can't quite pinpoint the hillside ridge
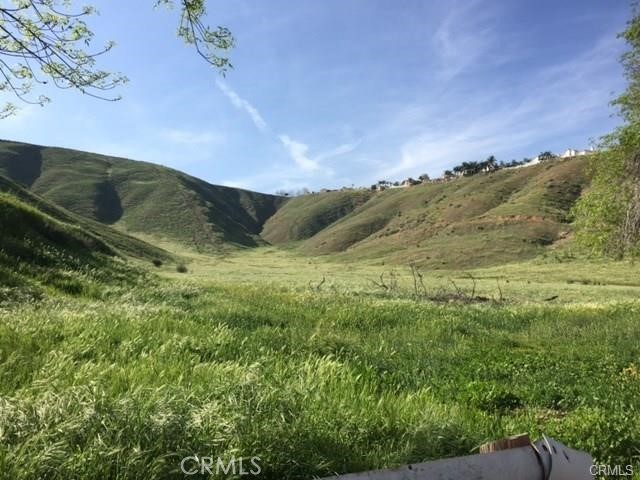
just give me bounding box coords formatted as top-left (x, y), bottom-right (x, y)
top-left (0, 174), bottom-right (172, 262)
top-left (1, 139), bottom-right (589, 268)
top-left (0, 139), bottom-right (287, 252)
top-left (0, 181), bottom-right (153, 300)
top-left (263, 157), bottom-right (589, 268)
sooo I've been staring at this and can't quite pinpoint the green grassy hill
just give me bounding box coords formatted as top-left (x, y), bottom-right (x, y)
top-left (0, 184), bottom-right (149, 300)
top-left (0, 140), bottom-right (286, 252)
top-left (266, 158), bottom-right (588, 268)
top-left (0, 175), bottom-right (171, 262)
top-left (0, 139), bottom-right (590, 268)
top-left (262, 189), bottom-right (373, 244)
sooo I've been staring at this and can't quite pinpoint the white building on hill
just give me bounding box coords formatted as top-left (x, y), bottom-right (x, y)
top-left (560, 147), bottom-right (594, 158)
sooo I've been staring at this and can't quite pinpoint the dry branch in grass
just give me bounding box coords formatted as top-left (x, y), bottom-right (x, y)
top-left (309, 276), bottom-right (326, 292)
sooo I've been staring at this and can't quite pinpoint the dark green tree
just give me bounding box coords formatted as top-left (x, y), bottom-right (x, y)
top-left (0, 0), bottom-right (234, 118)
top-left (572, 3), bottom-right (640, 257)
top-left (538, 151), bottom-right (555, 162)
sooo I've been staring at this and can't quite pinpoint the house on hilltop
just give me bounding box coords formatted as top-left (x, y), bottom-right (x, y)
top-left (372, 180), bottom-right (393, 191)
top-left (401, 177), bottom-right (421, 187)
top-left (560, 147), bottom-right (595, 158)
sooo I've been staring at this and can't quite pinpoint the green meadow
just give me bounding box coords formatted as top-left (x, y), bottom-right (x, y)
top-left (1, 246), bottom-right (639, 479)
top-left (1, 142), bottom-right (639, 479)
top-left (2, 0), bottom-right (640, 477)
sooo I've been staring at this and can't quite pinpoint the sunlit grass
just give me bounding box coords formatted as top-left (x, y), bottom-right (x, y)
top-left (153, 245), bottom-right (640, 304)
top-left (1, 272), bottom-right (639, 479)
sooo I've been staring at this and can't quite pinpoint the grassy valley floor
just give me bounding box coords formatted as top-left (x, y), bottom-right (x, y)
top-left (158, 246), bottom-right (640, 304)
top-left (1, 249), bottom-right (639, 479)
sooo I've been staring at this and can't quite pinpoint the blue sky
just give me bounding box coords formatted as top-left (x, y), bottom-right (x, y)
top-left (1, 0), bottom-right (631, 193)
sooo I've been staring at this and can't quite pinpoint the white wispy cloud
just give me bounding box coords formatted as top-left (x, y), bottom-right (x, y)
top-left (221, 164), bottom-right (312, 193)
top-left (376, 31), bottom-right (625, 180)
top-left (315, 141), bottom-right (361, 162)
top-left (223, 138), bottom-right (361, 192)
top-left (433, 0), bottom-right (510, 79)
top-left (277, 135), bottom-right (357, 176)
top-left (278, 135), bottom-right (320, 172)
top-left (215, 79), bottom-right (358, 183)
top-left (216, 79), bottom-right (268, 132)
top-left (163, 128), bottom-right (223, 145)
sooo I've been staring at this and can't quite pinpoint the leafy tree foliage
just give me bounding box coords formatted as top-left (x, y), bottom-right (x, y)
top-left (442, 156), bottom-right (536, 180)
top-left (572, 3), bottom-right (640, 257)
top-left (499, 158), bottom-right (529, 168)
top-left (449, 156), bottom-right (500, 177)
top-left (538, 151), bottom-right (556, 162)
top-left (0, 0), bottom-right (233, 118)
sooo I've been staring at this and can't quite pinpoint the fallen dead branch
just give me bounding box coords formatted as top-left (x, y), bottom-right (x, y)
top-left (309, 276), bottom-right (326, 292)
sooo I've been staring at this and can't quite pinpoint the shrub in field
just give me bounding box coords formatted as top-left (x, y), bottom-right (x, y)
top-left (176, 263), bottom-right (188, 273)
top-left (152, 259), bottom-right (163, 268)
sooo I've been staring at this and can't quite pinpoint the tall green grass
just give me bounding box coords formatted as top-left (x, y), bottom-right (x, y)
top-left (1, 279), bottom-right (638, 479)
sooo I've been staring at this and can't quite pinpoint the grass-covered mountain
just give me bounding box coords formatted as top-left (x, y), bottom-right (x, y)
top-left (0, 140), bottom-right (286, 251)
top-left (1, 139), bottom-right (589, 268)
top-left (0, 177), bottom-right (161, 299)
top-left (264, 158), bottom-right (588, 268)
top-left (0, 175), bottom-right (171, 262)
top-left (261, 189), bottom-right (374, 244)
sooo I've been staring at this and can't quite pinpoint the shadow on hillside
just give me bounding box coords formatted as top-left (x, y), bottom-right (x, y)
top-left (1, 144), bottom-right (43, 187)
top-left (95, 179), bottom-right (123, 224)
top-left (179, 175), bottom-right (283, 248)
